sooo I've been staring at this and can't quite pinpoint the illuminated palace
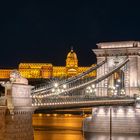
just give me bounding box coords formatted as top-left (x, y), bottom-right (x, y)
top-left (0, 49), bottom-right (96, 79)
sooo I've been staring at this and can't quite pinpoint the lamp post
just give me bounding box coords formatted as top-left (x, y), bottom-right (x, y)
top-left (85, 84), bottom-right (96, 98)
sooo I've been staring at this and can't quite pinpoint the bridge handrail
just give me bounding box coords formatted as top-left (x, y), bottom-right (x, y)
top-left (43, 58), bottom-right (129, 96)
top-left (33, 98), bottom-right (135, 108)
top-left (32, 59), bottom-right (106, 94)
top-left (60, 60), bottom-right (106, 85)
top-left (65, 58), bottom-right (129, 93)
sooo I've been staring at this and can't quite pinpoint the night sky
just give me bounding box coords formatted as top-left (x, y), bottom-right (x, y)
top-left (1, 0), bottom-right (140, 68)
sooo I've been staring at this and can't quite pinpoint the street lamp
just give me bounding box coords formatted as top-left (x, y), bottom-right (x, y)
top-left (54, 82), bottom-right (58, 88)
top-left (51, 88), bottom-right (55, 92)
top-left (117, 79), bottom-right (121, 83)
top-left (85, 85), bottom-right (96, 97)
top-left (120, 89), bottom-right (125, 95)
top-left (63, 84), bottom-right (67, 89)
top-left (91, 84), bottom-right (95, 88)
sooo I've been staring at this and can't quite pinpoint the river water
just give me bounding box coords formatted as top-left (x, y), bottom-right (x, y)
top-left (33, 113), bottom-right (85, 140)
top-left (33, 113), bottom-right (140, 140)
top-left (0, 110), bottom-right (140, 140)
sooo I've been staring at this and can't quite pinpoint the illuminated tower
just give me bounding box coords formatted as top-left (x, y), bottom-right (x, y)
top-left (66, 48), bottom-right (78, 76)
top-left (66, 47), bottom-right (78, 67)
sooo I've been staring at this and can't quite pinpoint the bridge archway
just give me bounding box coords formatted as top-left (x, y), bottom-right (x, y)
top-left (108, 69), bottom-right (125, 96)
top-left (93, 41), bottom-right (140, 97)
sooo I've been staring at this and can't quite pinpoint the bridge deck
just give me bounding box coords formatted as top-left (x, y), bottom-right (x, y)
top-left (36, 99), bottom-right (135, 110)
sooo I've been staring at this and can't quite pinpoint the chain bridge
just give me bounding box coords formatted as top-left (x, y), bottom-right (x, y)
top-left (31, 57), bottom-right (135, 110)
top-left (1, 41), bottom-right (140, 112)
top-left (1, 41), bottom-right (140, 138)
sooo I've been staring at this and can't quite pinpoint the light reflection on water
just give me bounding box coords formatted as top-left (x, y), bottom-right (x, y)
top-left (84, 133), bottom-right (140, 140)
top-left (1, 110), bottom-right (140, 140)
top-left (33, 114), bottom-right (140, 140)
top-left (34, 130), bottom-right (140, 140)
top-left (33, 114), bottom-right (84, 140)
top-left (34, 130), bottom-right (84, 140)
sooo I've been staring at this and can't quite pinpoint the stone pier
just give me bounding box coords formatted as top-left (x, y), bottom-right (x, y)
top-left (93, 41), bottom-right (140, 97)
top-left (0, 107), bottom-right (34, 140)
top-left (0, 70), bottom-right (35, 140)
top-left (83, 106), bottom-right (140, 134)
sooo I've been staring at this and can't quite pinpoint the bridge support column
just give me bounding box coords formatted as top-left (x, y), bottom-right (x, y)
top-left (83, 106), bottom-right (140, 134)
top-left (0, 107), bottom-right (34, 140)
top-left (0, 82), bottom-right (35, 140)
top-left (96, 57), bottom-right (108, 96)
top-left (0, 107), bottom-right (6, 140)
top-left (4, 83), bottom-right (34, 113)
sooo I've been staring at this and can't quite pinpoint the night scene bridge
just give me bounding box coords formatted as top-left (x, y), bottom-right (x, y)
top-left (1, 41), bottom-right (140, 139)
top-left (0, 56), bottom-right (135, 110)
top-left (31, 57), bottom-right (135, 110)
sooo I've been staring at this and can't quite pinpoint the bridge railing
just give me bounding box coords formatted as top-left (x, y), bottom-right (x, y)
top-left (35, 58), bottom-right (129, 97)
top-left (32, 58), bottom-right (131, 108)
top-left (32, 60), bottom-right (106, 94)
top-left (33, 94), bottom-right (135, 107)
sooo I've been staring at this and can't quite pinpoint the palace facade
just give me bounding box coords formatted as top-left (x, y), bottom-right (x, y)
top-left (0, 49), bottom-right (96, 79)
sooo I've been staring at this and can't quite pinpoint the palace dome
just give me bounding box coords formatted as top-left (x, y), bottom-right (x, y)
top-left (66, 48), bottom-right (78, 67)
top-left (67, 49), bottom-right (77, 60)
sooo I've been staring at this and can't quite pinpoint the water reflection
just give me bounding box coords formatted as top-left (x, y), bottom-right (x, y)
top-left (84, 133), bottom-right (140, 140)
top-left (34, 130), bottom-right (83, 140)
top-left (33, 114), bottom-right (140, 140)
top-left (33, 114), bottom-right (84, 140)
top-left (0, 110), bottom-right (33, 140)
top-left (1, 112), bottom-right (140, 140)
top-left (34, 130), bottom-right (140, 140)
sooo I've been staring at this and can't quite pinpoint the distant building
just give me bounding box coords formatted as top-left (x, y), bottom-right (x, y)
top-left (0, 49), bottom-right (96, 79)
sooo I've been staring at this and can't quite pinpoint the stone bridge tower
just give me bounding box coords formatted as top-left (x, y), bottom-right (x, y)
top-left (93, 41), bottom-right (140, 97)
top-left (83, 41), bottom-right (140, 134)
top-left (0, 70), bottom-right (34, 140)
